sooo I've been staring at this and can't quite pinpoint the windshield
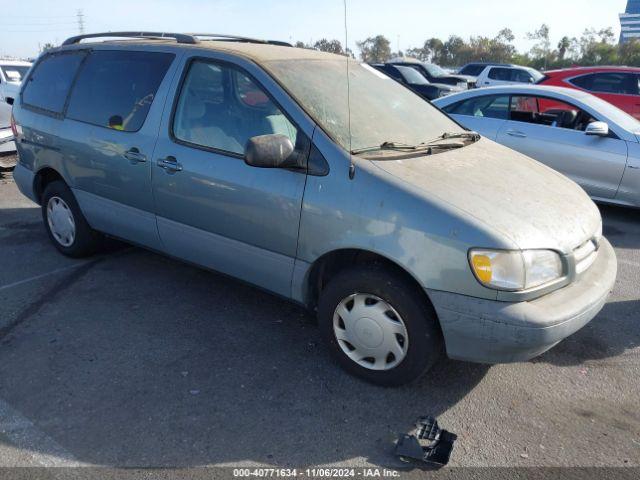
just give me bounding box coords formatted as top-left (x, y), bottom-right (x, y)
top-left (424, 63), bottom-right (448, 77)
top-left (265, 59), bottom-right (462, 153)
top-left (0, 65), bottom-right (30, 83)
top-left (459, 64), bottom-right (487, 76)
top-left (396, 66), bottom-right (429, 85)
top-left (527, 68), bottom-right (544, 83)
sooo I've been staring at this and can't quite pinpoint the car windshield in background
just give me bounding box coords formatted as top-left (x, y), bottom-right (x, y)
top-left (424, 63), bottom-right (448, 77)
top-left (528, 68), bottom-right (544, 83)
top-left (459, 65), bottom-right (487, 76)
top-left (264, 59), bottom-right (462, 153)
top-left (0, 65), bottom-right (30, 83)
top-left (396, 65), bottom-right (429, 85)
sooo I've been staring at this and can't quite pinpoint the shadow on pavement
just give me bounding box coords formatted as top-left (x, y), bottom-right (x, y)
top-left (600, 204), bottom-right (640, 249)
top-left (0, 236), bottom-right (488, 468)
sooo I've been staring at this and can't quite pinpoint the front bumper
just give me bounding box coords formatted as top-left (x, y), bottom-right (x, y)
top-left (428, 238), bottom-right (617, 363)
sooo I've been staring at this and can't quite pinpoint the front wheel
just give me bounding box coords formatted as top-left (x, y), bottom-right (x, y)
top-left (41, 180), bottom-right (102, 258)
top-left (317, 264), bottom-right (443, 387)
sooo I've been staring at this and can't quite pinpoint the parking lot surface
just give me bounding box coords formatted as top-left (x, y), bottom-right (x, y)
top-left (0, 154), bottom-right (639, 471)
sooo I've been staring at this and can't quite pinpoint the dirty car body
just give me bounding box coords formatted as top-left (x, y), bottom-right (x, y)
top-left (11, 33), bottom-right (617, 385)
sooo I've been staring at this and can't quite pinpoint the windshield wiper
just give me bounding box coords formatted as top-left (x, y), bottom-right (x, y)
top-left (351, 131), bottom-right (481, 156)
top-left (426, 131), bottom-right (481, 144)
top-left (352, 139), bottom-right (467, 156)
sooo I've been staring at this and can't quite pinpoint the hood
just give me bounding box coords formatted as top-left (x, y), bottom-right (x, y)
top-left (370, 138), bottom-right (601, 253)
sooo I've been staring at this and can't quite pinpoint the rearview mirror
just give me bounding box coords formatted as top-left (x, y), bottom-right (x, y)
top-left (585, 121), bottom-right (609, 137)
top-left (245, 134), bottom-right (296, 168)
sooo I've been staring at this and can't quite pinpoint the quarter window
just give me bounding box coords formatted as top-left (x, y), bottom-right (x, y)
top-left (22, 52), bottom-right (86, 114)
top-left (173, 60), bottom-right (298, 155)
top-left (66, 50), bottom-right (174, 132)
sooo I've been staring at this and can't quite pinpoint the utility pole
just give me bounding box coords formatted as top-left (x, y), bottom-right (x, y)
top-left (77, 9), bottom-right (85, 35)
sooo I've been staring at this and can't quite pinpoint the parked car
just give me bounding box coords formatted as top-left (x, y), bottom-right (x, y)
top-left (538, 66), bottom-right (640, 120)
top-left (0, 60), bottom-right (31, 153)
top-left (475, 65), bottom-right (543, 88)
top-left (434, 85), bottom-right (640, 208)
top-left (458, 62), bottom-right (515, 77)
top-left (12, 32), bottom-right (616, 386)
top-left (0, 60), bottom-right (32, 104)
top-left (371, 63), bottom-right (462, 100)
top-left (389, 59), bottom-right (472, 88)
top-left (0, 98), bottom-right (14, 156)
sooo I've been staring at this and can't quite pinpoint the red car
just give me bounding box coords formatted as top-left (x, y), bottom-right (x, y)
top-left (538, 67), bottom-right (640, 119)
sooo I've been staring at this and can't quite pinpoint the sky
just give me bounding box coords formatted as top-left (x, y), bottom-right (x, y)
top-left (0, 0), bottom-right (629, 60)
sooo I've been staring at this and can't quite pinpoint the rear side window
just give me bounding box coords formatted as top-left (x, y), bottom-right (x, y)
top-left (66, 50), bottom-right (174, 132)
top-left (22, 52), bottom-right (86, 114)
top-left (570, 72), bottom-right (639, 95)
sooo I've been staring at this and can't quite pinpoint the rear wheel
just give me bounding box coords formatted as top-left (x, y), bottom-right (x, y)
top-left (41, 180), bottom-right (102, 257)
top-left (317, 264), bottom-right (443, 387)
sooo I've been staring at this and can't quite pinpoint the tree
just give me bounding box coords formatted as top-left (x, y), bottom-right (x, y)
top-left (356, 35), bottom-right (391, 63)
top-left (40, 42), bottom-right (55, 53)
top-left (313, 39), bottom-right (345, 55)
top-left (527, 24), bottom-right (552, 69)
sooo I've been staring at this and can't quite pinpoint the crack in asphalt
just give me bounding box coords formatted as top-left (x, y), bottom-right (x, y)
top-left (0, 259), bottom-right (104, 342)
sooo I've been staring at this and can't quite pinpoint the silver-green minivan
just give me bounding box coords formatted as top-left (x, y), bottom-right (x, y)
top-left (12, 33), bottom-right (617, 386)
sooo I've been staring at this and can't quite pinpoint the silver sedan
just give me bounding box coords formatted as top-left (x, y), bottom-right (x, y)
top-left (433, 85), bottom-right (640, 208)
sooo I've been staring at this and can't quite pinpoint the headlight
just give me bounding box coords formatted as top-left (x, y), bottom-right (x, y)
top-left (469, 249), bottom-right (563, 291)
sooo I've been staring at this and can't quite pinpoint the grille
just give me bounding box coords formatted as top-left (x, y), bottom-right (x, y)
top-left (574, 238), bottom-right (599, 275)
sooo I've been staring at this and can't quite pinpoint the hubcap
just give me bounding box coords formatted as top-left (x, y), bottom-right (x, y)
top-left (47, 196), bottom-right (76, 247)
top-left (333, 293), bottom-right (409, 371)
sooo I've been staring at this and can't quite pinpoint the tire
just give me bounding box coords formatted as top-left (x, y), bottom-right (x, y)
top-left (317, 264), bottom-right (443, 387)
top-left (41, 180), bottom-right (102, 258)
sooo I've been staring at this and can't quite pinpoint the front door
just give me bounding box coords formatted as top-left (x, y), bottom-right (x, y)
top-left (497, 94), bottom-right (628, 199)
top-left (152, 57), bottom-right (309, 297)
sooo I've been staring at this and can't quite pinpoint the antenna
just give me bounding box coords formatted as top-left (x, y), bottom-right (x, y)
top-left (76, 9), bottom-right (85, 35)
top-left (343, 0), bottom-right (355, 180)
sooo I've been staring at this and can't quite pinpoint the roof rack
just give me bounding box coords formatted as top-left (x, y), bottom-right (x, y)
top-left (61, 32), bottom-right (292, 47)
top-left (189, 33), bottom-right (292, 47)
top-left (62, 32), bottom-right (199, 46)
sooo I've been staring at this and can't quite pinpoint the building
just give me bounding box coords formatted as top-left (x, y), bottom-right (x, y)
top-left (620, 0), bottom-right (640, 43)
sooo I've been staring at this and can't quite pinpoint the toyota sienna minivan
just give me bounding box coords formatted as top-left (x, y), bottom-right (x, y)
top-left (11, 32), bottom-right (617, 386)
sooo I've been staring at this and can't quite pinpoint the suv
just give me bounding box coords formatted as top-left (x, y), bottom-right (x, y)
top-left (458, 62), bottom-right (514, 77)
top-left (538, 67), bottom-right (640, 119)
top-left (12, 32), bottom-right (616, 386)
top-left (371, 64), bottom-right (462, 100)
top-left (476, 65), bottom-right (543, 87)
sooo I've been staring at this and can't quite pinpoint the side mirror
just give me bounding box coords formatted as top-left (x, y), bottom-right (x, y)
top-left (5, 97), bottom-right (14, 106)
top-left (585, 121), bottom-right (609, 137)
top-left (245, 134), bottom-right (296, 168)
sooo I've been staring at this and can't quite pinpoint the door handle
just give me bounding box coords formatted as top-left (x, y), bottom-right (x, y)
top-left (123, 148), bottom-right (147, 164)
top-left (157, 156), bottom-right (183, 173)
top-left (506, 130), bottom-right (527, 138)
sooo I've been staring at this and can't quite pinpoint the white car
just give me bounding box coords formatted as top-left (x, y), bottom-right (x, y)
top-left (0, 60), bottom-right (31, 152)
top-left (475, 65), bottom-right (543, 88)
top-left (433, 85), bottom-right (640, 208)
top-left (0, 60), bottom-right (31, 103)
